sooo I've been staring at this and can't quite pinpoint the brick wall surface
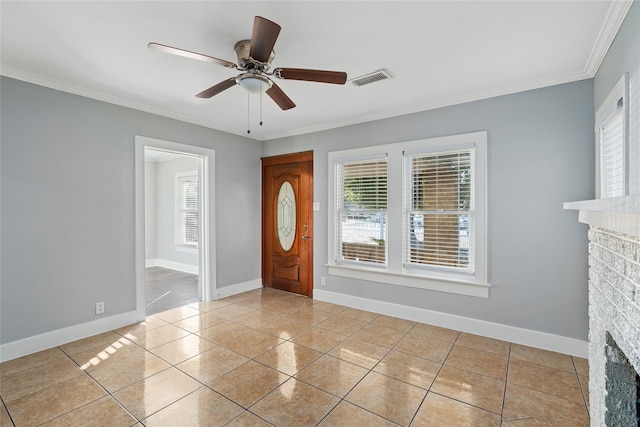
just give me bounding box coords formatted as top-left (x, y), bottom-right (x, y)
top-left (588, 227), bottom-right (640, 426)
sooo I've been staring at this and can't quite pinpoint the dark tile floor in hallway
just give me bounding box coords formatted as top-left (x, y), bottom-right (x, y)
top-left (145, 266), bottom-right (198, 315)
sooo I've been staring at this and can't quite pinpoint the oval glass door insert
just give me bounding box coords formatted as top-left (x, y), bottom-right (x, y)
top-left (277, 181), bottom-right (296, 251)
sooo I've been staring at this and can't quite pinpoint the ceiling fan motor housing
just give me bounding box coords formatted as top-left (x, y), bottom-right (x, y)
top-left (234, 39), bottom-right (274, 71)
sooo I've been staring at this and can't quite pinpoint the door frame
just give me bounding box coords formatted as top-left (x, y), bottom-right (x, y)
top-left (262, 151), bottom-right (314, 297)
top-left (134, 135), bottom-right (216, 316)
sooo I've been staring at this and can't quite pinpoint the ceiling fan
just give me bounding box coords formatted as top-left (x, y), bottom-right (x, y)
top-left (149, 16), bottom-right (347, 111)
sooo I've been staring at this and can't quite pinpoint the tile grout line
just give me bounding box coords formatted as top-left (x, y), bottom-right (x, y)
top-left (105, 304), bottom-right (261, 424)
top-left (572, 355), bottom-right (591, 418)
top-left (225, 307), bottom-right (410, 425)
top-left (312, 316), bottom-right (409, 426)
top-left (50, 345), bottom-right (141, 426)
top-left (0, 396), bottom-right (16, 427)
top-left (500, 342), bottom-right (512, 425)
top-left (310, 311), bottom-right (406, 426)
top-left (405, 330), bottom-right (461, 426)
top-left (56, 320), bottom-right (211, 425)
top-left (291, 310), bottom-right (384, 424)
top-left (216, 302), bottom-right (344, 424)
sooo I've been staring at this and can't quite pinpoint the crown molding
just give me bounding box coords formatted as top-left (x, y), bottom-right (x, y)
top-left (583, 0), bottom-right (634, 77)
top-left (0, 66), bottom-right (256, 140)
top-left (0, 64), bottom-right (592, 142)
top-left (0, 64), bottom-right (594, 143)
top-left (268, 70), bottom-right (593, 140)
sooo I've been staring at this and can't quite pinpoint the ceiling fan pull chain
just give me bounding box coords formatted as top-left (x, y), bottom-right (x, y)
top-left (260, 90), bottom-right (263, 126)
top-left (247, 92), bottom-right (251, 134)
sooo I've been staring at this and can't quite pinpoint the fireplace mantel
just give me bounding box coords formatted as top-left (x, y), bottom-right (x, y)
top-left (564, 195), bottom-right (640, 238)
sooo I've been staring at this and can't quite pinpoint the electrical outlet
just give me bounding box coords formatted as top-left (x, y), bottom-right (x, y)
top-left (320, 276), bottom-right (326, 286)
top-left (95, 301), bottom-right (105, 315)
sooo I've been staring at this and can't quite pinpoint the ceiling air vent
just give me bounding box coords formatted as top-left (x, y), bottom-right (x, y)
top-left (350, 69), bottom-right (393, 87)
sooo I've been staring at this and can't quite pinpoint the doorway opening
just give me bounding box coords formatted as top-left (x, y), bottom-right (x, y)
top-left (144, 148), bottom-right (200, 314)
top-left (134, 136), bottom-right (216, 317)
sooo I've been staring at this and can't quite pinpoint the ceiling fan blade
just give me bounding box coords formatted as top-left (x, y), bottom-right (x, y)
top-left (249, 16), bottom-right (281, 63)
top-left (196, 77), bottom-right (238, 98)
top-left (266, 82), bottom-right (296, 110)
top-left (273, 68), bottom-right (347, 85)
top-left (148, 42), bottom-right (237, 68)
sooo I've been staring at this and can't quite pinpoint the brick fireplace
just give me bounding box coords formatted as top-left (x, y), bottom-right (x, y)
top-left (565, 197), bottom-right (640, 426)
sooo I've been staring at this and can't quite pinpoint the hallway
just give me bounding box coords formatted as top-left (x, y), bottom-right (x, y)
top-left (146, 266), bottom-right (198, 315)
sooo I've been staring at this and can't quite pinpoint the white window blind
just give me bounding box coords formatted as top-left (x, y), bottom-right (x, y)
top-left (335, 157), bottom-right (388, 265)
top-left (599, 103), bottom-right (625, 198)
top-left (405, 150), bottom-right (474, 273)
top-left (596, 74), bottom-right (628, 199)
top-left (177, 175), bottom-right (198, 245)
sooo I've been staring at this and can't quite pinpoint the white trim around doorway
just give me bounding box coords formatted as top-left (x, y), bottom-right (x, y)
top-left (134, 136), bottom-right (216, 317)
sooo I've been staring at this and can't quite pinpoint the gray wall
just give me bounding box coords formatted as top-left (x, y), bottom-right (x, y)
top-left (0, 77), bottom-right (261, 344)
top-left (594, 0), bottom-right (639, 194)
top-left (263, 79), bottom-right (594, 340)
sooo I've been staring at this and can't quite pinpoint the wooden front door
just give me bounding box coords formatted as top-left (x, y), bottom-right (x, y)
top-left (262, 151), bottom-right (313, 297)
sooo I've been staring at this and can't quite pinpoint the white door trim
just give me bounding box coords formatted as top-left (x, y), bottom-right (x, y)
top-left (134, 136), bottom-right (216, 316)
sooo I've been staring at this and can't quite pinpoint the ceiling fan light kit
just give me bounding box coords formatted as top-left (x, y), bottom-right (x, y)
top-left (149, 15), bottom-right (348, 112)
top-left (237, 73), bottom-right (272, 93)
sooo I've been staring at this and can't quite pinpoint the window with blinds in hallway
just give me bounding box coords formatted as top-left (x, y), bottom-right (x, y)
top-left (177, 174), bottom-right (198, 246)
top-left (406, 150), bottom-right (473, 273)
top-left (335, 156), bottom-right (388, 265)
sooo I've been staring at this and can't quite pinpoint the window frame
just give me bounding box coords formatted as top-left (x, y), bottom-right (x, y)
top-left (175, 171), bottom-right (199, 248)
top-left (403, 145), bottom-right (475, 277)
top-left (596, 73), bottom-right (629, 199)
top-left (334, 154), bottom-right (389, 268)
top-left (328, 131), bottom-right (488, 298)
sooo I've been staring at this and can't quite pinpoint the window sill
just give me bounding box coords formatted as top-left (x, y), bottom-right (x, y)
top-left (326, 264), bottom-right (490, 298)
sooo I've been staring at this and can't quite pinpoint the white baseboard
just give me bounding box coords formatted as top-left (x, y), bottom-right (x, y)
top-left (0, 310), bottom-right (144, 363)
top-left (2, 283), bottom-right (586, 362)
top-left (215, 278), bottom-right (262, 299)
top-left (0, 277), bottom-right (262, 363)
top-left (146, 259), bottom-right (198, 275)
top-left (314, 289), bottom-right (588, 358)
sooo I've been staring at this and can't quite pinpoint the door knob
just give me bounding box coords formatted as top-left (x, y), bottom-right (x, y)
top-left (302, 235), bottom-right (310, 240)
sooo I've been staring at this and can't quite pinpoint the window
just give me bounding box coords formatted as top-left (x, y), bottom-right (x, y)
top-left (405, 149), bottom-right (474, 274)
top-left (176, 173), bottom-right (198, 246)
top-left (328, 132), bottom-right (488, 297)
top-left (335, 156), bottom-right (388, 266)
top-left (596, 74), bottom-right (628, 198)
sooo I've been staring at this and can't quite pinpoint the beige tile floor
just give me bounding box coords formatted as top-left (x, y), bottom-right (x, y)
top-left (0, 288), bottom-right (590, 426)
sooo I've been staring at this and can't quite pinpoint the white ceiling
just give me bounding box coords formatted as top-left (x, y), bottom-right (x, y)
top-left (0, 1), bottom-right (632, 141)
